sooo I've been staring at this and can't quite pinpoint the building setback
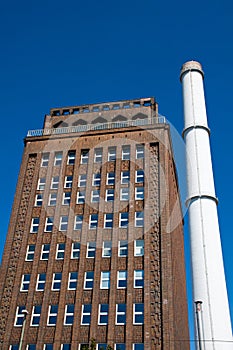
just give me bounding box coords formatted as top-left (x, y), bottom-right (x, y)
top-left (0, 97), bottom-right (189, 350)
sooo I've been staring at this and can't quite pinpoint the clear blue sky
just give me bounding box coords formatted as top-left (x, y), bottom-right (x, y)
top-left (0, 0), bottom-right (232, 348)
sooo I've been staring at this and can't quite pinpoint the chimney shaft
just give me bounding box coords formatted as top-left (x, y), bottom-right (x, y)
top-left (180, 61), bottom-right (232, 349)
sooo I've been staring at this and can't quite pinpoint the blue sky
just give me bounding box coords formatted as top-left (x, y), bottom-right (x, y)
top-left (0, 0), bottom-right (232, 347)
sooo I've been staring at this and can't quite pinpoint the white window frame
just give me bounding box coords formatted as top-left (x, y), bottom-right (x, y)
top-left (91, 190), bottom-right (100, 203)
top-left (56, 243), bottom-right (65, 260)
top-left (68, 272), bottom-right (78, 290)
top-left (84, 271), bottom-right (94, 289)
top-left (135, 187), bottom-right (144, 200)
top-left (134, 270), bottom-right (144, 288)
top-left (121, 171), bottom-right (130, 184)
top-left (94, 148), bottom-right (103, 163)
top-left (119, 212), bottom-right (129, 228)
top-left (62, 192), bottom-right (71, 206)
top-left (104, 213), bottom-right (113, 229)
top-left (25, 244), bottom-right (35, 261)
top-left (47, 305), bottom-right (58, 326)
top-left (106, 172), bottom-right (115, 185)
top-left (71, 242), bottom-right (80, 259)
top-left (64, 176), bottom-right (73, 188)
top-left (36, 273), bottom-right (46, 291)
top-left (37, 177), bottom-right (46, 190)
top-left (98, 304), bottom-right (108, 325)
top-left (115, 304), bottom-right (126, 325)
top-left (48, 192), bottom-right (57, 206)
top-left (67, 151), bottom-right (76, 165)
top-left (86, 242), bottom-right (96, 258)
top-left (108, 146), bottom-right (116, 161)
top-left (135, 170), bottom-right (144, 183)
top-left (64, 304), bottom-right (74, 325)
top-left (117, 271), bottom-right (127, 289)
top-left (118, 241), bottom-right (128, 257)
top-left (134, 240), bottom-right (144, 256)
top-left (51, 176), bottom-right (59, 189)
top-left (105, 189), bottom-right (114, 202)
top-left (30, 218), bottom-right (40, 233)
top-left (81, 304), bottom-right (91, 325)
top-left (102, 241), bottom-right (112, 257)
top-left (89, 214), bottom-right (98, 229)
top-left (122, 145), bottom-right (130, 160)
top-left (120, 187), bottom-right (129, 201)
top-left (30, 305), bottom-right (41, 326)
top-left (40, 244), bottom-right (50, 260)
top-left (34, 193), bottom-right (43, 207)
top-left (135, 212), bottom-right (144, 227)
top-left (44, 217), bottom-right (54, 232)
top-left (80, 149), bottom-right (89, 164)
top-left (100, 271), bottom-right (110, 289)
top-left (74, 215), bottom-right (83, 230)
top-left (20, 274), bottom-right (30, 292)
top-left (54, 152), bottom-right (63, 166)
top-left (41, 153), bottom-right (49, 167)
top-left (59, 216), bottom-right (68, 231)
top-left (136, 144), bottom-right (144, 159)
top-left (14, 306), bottom-right (27, 326)
top-left (78, 174), bottom-right (87, 187)
top-left (92, 173), bottom-right (101, 186)
top-left (133, 303), bottom-right (144, 325)
top-left (52, 273), bottom-right (62, 291)
top-left (77, 191), bottom-right (86, 204)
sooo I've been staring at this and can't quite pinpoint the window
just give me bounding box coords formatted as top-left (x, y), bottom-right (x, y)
top-left (102, 241), bottom-right (112, 257)
top-left (119, 212), bottom-right (128, 228)
top-left (26, 345), bottom-right (36, 350)
top-left (108, 146), bottom-right (116, 161)
top-left (92, 173), bottom-right (101, 186)
top-left (30, 218), bottom-right (40, 233)
top-left (78, 174), bottom-right (87, 187)
top-left (135, 212), bottom-right (144, 227)
top-left (64, 304), bottom-right (74, 325)
top-left (81, 304), bottom-right (91, 325)
top-left (133, 345), bottom-right (144, 350)
top-left (106, 172), bottom-right (115, 185)
top-left (56, 243), bottom-right (65, 260)
top-left (77, 191), bottom-right (86, 204)
top-left (97, 345), bottom-right (107, 350)
top-left (105, 189), bottom-right (114, 201)
top-left (100, 271), bottom-right (110, 289)
top-left (61, 345), bottom-right (71, 350)
top-left (41, 244), bottom-right (50, 260)
top-left (41, 153), bottom-right (49, 167)
top-left (122, 145), bottom-right (130, 160)
top-left (59, 216), bottom-right (68, 231)
top-left (117, 271), bottom-right (127, 289)
top-left (25, 245), bottom-right (35, 261)
top-left (104, 213), bottom-right (113, 228)
top-left (20, 274), bottom-right (30, 292)
top-left (68, 272), bottom-right (78, 290)
top-left (47, 305), bottom-right (58, 326)
top-left (79, 344), bottom-right (89, 350)
top-left (64, 176), bottom-right (73, 188)
top-left (31, 305), bottom-right (41, 326)
top-left (36, 274), bottom-right (46, 291)
top-left (71, 242), bottom-right (80, 259)
top-left (94, 148), bottom-right (103, 163)
top-left (120, 188), bottom-right (129, 201)
top-left (62, 192), bottom-right (71, 205)
top-left (14, 306), bottom-right (27, 326)
top-left (118, 241), bottom-right (128, 257)
top-left (80, 149), bottom-right (89, 164)
top-left (84, 271), bottom-right (94, 289)
top-left (116, 304), bottom-right (126, 325)
top-left (44, 345), bottom-right (53, 350)
top-left (10, 346), bottom-right (19, 350)
top-left (134, 240), bottom-right (144, 256)
top-left (52, 273), bottom-right (62, 290)
top-left (135, 187), bottom-right (144, 200)
top-left (67, 151), bottom-right (76, 165)
top-left (133, 303), bottom-right (144, 324)
top-left (136, 144), bottom-right (144, 159)
top-left (48, 193), bottom-right (57, 206)
top-left (134, 270), bottom-right (144, 288)
top-left (115, 345), bottom-right (125, 350)
top-left (91, 190), bottom-right (100, 202)
top-left (54, 152), bottom-right (63, 166)
top-left (51, 176), bottom-right (59, 189)
top-left (74, 215), bottom-right (83, 230)
top-left (37, 177), bottom-right (46, 190)
top-left (89, 214), bottom-right (98, 229)
top-left (86, 242), bottom-right (96, 258)
top-left (45, 217), bottom-right (54, 232)
top-left (121, 171), bottom-right (130, 184)
top-left (135, 170), bottom-right (144, 183)
top-left (34, 193), bottom-right (43, 206)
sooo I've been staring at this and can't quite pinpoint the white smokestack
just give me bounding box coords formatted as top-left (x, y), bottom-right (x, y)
top-left (180, 61), bottom-right (232, 349)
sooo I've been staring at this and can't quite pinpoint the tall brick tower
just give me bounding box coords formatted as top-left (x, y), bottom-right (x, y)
top-left (0, 97), bottom-right (189, 350)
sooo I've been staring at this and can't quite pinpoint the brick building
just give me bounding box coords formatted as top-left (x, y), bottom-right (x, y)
top-left (0, 97), bottom-right (189, 350)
